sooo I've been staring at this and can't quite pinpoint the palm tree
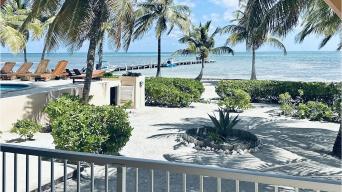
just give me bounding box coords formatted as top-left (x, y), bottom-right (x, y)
top-left (24, 0), bottom-right (136, 103)
top-left (134, 0), bottom-right (190, 77)
top-left (296, 0), bottom-right (341, 50)
top-left (175, 21), bottom-right (234, 80)
top-left (1, 0), bottom-right (52, 62)
top-left (222, 10), bottom-right (287, 80)
top-left (96, 0), bottom-right (137, 69)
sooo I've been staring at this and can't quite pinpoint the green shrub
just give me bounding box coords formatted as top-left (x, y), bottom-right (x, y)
top-left (44, 94), bottom-right (133, 154)
top-left (279, 92), bottom-right (295, 116)
top-left (216, 80), bottom-right (340, 105)
top-left (218, 89), bottom-right (251, 111)
top-left (12, 119), bottom-right (42, 140)
top-left (305, 101), bottom-right (333, 121)
top-left (208, 108), bottom-right (240, 139)
top-left (146, 77), bottom-right (204, 107)
top-left (297, 103), bottom-right (309, 119)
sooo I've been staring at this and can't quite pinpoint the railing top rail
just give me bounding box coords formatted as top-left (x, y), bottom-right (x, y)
top-left (1, 143), bottom-right (341, 191)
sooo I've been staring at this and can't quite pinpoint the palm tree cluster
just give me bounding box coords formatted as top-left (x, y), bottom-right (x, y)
top-left (0, 0), bottom-right (340, 99)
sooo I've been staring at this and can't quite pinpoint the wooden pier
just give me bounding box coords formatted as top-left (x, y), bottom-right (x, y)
top-left (113, 60), bottom-right (215, 71)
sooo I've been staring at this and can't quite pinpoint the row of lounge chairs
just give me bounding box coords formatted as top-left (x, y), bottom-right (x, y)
top-left (0, 60), bottom-right (105, 83)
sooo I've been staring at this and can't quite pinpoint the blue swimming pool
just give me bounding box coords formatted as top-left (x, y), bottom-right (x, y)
top-left (0, 83), bottom-right (30, 92)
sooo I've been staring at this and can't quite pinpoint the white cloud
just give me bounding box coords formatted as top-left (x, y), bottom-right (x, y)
top-left (175, 0), bottom-right (196, 8)
top-left (210, 0), bottom-right (240, 21)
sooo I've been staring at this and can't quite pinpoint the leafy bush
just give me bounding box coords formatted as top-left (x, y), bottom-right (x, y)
top-left (216, 80), bottom-right (340, 105)
top-left (208, 108), bottom-right (240, 139)
top-left (279, 92), bottom-right (295, 116)
top-left (44, 94), bottom-right (133, 154)
top-left (296, 103), bottom-right (309, 119)
top-left (146, 77), bottom-right (204, 107)
top-left (12, 119), bottom-right (42, 140)
top-left (305, 101), bottom-right (333, 121)
top-left (218, 89), bottom-right (251, 111)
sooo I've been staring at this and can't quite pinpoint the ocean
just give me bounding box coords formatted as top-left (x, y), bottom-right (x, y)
top-left (1, 51), bottom-right (341, 82)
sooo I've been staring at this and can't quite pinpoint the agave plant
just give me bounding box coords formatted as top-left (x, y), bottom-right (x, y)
top-left (208, 108), bottom-right (240, 139)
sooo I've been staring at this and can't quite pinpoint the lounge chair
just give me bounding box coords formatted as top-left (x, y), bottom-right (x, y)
top-left (32, 60), bottom-right (68, 81)
top-left (0, 62), bottom-right (16, 75)
top-left (19, 59), bottom-right (50, 81)
top-left (0, 62), bottom-right (32, 80)
top-left (70, 69), bottom-right (105, 83)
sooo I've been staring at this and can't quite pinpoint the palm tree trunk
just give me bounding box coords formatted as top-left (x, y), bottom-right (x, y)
top-left (82, 37), bottom-right (97, 103)
top-left (251, 48), bottom-right (257, 80)
top-left (156, 36), bottom-right (161, 77)
top-left (23, 46), bottom-right (27, 63)
top-left (195, 57), bottom-right (204, 81)
top-left (332, 123), bottom-right (341, 158)
top-left (41, 43), bottom-right (47, 60)
top-left (97, 33), bottom-right (104, 70)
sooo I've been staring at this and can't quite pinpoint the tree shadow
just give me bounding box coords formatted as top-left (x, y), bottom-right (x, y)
top-left (148, 115), bottom-right (341, 178)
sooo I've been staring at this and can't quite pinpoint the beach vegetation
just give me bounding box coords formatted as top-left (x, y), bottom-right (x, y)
top-left (134, 0), bottom-right (191, 77)
top-left (218, 89), bottom-right (251, 112)
top-left (208, 108), bottom-right (240, 139)
top-left (145, 77), bottom-right (204, 107)
top-left (279, 92), bottom-right (295, 116)
top-left (175, 21), bottom-right (234, 80)
top-left (216, 80), bottom-right (341, 105)
top-left (182, 109), bottom-right (259, 152)
top-left (24, 0), bottom-right (137, 103)
top-left (221, 8), bottom-right (286, 80)
top-left (0, 1), bottom-right (53, 61)
top-left (296, 0), bottom-right (341, 50)
top-left (12, 119), bottom-right (42, 140)
top-left (44, 94), bottom-right (133, 154)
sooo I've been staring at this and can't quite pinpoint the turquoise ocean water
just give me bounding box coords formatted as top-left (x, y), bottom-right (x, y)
top-left (1, 51), bottom-right (341, 82)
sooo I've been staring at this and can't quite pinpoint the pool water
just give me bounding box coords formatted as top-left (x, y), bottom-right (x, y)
top-left (0, 83), bottom-right (30, 92)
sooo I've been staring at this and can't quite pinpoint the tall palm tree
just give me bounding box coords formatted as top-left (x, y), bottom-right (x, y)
top-left (296, 0), bottom-right (341, 50)
top-left (0, 1), bottom-right (45, 60)
top-left (222, 10), bottom-right (287, 80)
top-left (96, 0), bottom-right (137, 69)
top-left (134, 0), bottom-right (190, 77)
top-left (175, 21), bottom-right (234, 80)
top-left (24, 0), bottom-right (136, 103)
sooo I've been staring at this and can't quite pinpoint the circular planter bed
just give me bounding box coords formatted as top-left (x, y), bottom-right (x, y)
top-left (181, 128), bottom-right (260, 154)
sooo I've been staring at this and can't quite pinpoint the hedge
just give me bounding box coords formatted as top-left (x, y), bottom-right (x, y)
top-left (145, 77), bottom-right (205, 107)
top-left (216, 80), bottom-right (341, 105)
top-left (44, 94), bottom-right (133, 154)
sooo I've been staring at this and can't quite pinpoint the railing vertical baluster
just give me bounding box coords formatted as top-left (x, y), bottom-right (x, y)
top-left (235, 180), bottom-right (239, 192)
top-left (77, 161), bottom-right (80, 192)
top-left (51, 158), bottom-right (55, 192)
top-left (182, 173), bottom-right (186, 192)
top-left (117, 166), bottom-right (126, 192)
top-left (166, 171), bottom-right (170, 192)
top-left (105, 164), bottom-right (108, 192)
top-left (26, 155), bottom-right (29, 192)
top-left (199, 175), bottom-right (204, 192)
top-left (63, 160), bottom-right (67, 192)
top-left (2, 152), bottom-right (6, 192)
top-left (217, 177), bottom-right (221, 192)
top-left (151, 169), bottom-right (154, 192)
top-left (135, 168), bottom-right (139, 192)
top-left (274, 186), bottom-right (278, 192)
top-left (38, 156), bottom-right (42, 192)
top-left (14, 153), bottom-right (17, 192)
top-left (255, 183), bottom-right (259, 192)
top-left (91, 163), bottom-right (94, 192)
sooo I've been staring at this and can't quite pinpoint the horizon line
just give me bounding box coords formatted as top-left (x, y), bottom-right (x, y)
top-left (1, 50), bottom-right (340, 54)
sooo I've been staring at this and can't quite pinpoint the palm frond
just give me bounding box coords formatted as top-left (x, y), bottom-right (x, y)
top-left (211, 46), bottom-right (234, 55)
top-left (265, 37), bottom-right (287, 55)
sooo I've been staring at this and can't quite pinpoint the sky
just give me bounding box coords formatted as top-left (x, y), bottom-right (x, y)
top-left (1, 0), bottom-right (341, 53)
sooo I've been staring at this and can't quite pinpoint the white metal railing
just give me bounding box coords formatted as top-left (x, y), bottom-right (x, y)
top-left (0, 144), bottom-right (341, 192)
